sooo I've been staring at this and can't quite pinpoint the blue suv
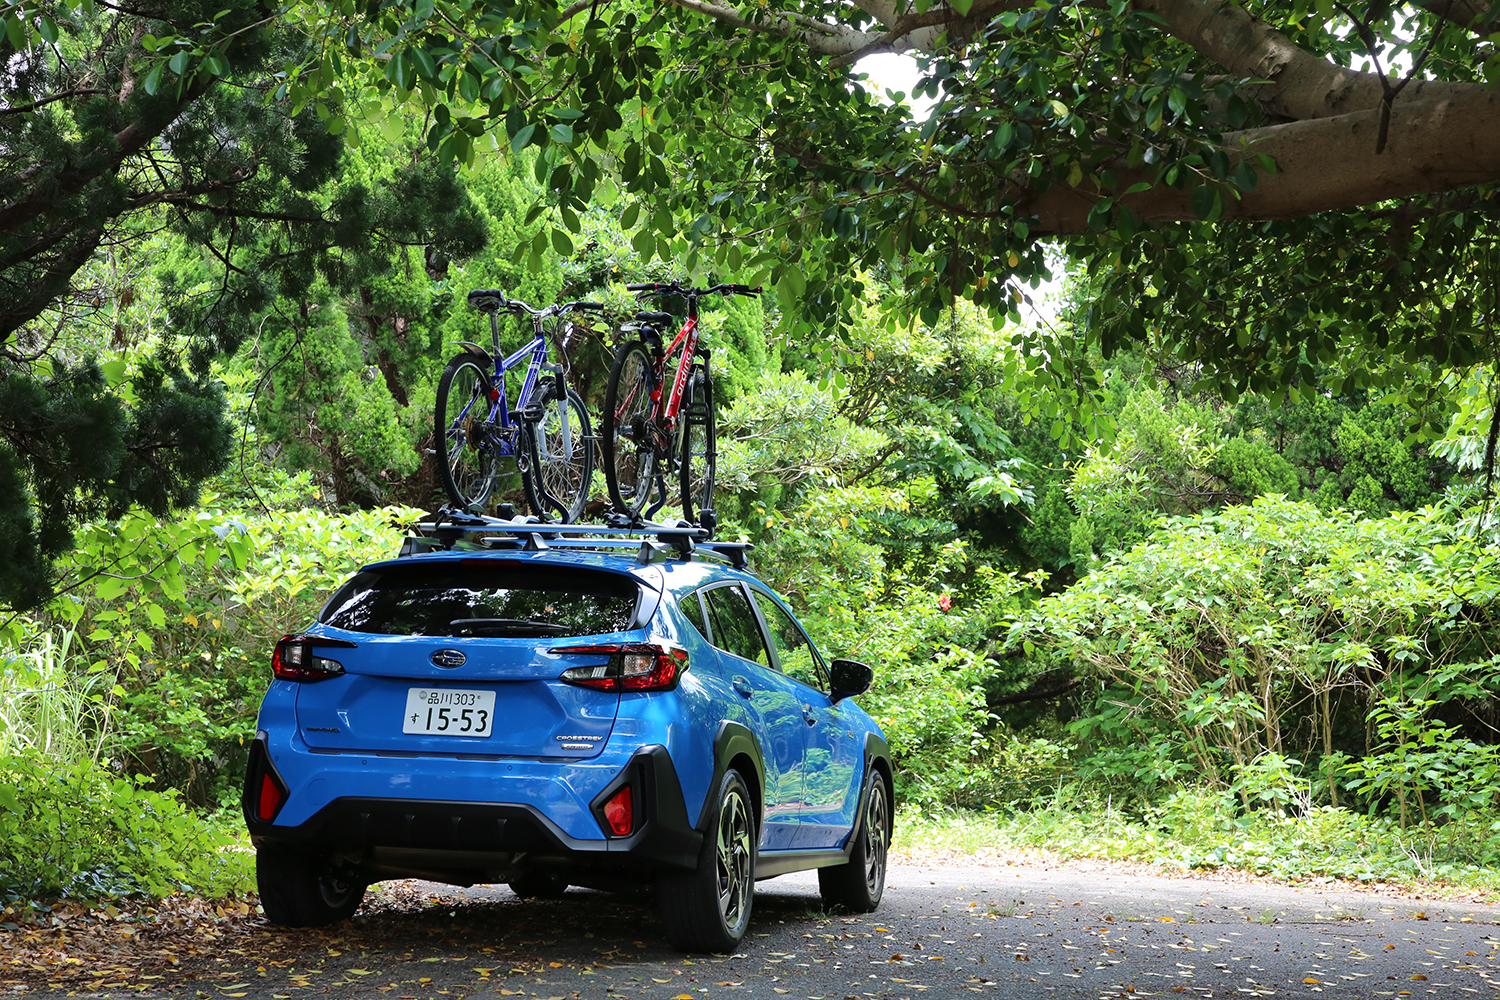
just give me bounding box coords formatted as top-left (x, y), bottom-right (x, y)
top-left (242, 514), bottom-right (893, 952)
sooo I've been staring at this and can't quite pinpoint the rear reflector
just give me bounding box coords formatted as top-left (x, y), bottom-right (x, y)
top-left (258, 773), bottom-right (285, 822)
top-left (553, 644), bottom-right (688, 692)
top-left (603, 785), bottom-right (633, 836)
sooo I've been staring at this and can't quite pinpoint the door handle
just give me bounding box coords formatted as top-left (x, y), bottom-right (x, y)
top-left (802, 705), bottom-right (817, 726)
top-left (732, 677), bottom-right (753, 698)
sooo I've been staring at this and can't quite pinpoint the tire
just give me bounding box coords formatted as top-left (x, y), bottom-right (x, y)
top-left (817, 771), bottom-right (890, 913)
top-left (658, 768), bottom-right (756, 953)
top-left (435, 353), bottom-right (499, 512)
top-left (522, 381), bottom-right (593, 523)
top-left (602, 340), bottom-right (659, 518)
top-left (678, 365), bottom-right (716, 532)
top-left (256, 846), bottom-right (366, 927)
top-left (508, 870), bottom-right (570, 899)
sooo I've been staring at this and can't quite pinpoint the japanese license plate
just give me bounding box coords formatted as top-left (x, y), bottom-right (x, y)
top-left (402, 688), bottom-right (496, 737)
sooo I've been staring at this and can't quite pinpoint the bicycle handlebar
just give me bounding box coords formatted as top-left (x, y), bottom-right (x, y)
top-left (626, 281), bottom-right (763, 298)
top-left (466, 289), bottom-right (606, 318)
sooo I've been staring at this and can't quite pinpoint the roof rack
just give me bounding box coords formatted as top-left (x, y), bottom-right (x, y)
top-left (399, 508), bottom-right (754, 570)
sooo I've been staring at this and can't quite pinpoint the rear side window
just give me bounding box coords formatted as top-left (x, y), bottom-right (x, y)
top-left (321, 562), bottom-right (640, 637)
top-left (703, 585), bottom-right (769, 666)
top-left (679, 592), bottom-right (710, 641)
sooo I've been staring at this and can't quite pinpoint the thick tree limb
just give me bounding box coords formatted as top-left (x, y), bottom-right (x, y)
top-left (1134, 0), bottom-right (1469, 123)
top-left (1416, 0), bottom-right (1496, 31)
top-left (666, 0), bottom-right (881, 53)
top-left (1016, 88), bottom-right (1500, 233)
top-left (665, 0), bottom-right (1030, 58)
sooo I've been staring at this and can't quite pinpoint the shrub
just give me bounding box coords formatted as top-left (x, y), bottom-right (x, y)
top-left (0, 754), bottom-right (251, 900)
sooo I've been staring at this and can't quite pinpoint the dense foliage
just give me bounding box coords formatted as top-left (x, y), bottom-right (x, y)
top-left (9, 0), bottom-right (1500, 904)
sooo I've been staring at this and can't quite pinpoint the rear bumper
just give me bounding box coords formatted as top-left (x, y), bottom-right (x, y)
top-left (243, 736), bottom-right (701, 875)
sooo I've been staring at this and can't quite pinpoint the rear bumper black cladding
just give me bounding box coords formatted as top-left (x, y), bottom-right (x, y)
top-left (242, 741), bottom-right (702, 872)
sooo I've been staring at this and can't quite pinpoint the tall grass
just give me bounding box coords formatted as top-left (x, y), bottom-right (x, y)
top-left (0, 629), bottom-right (114, 765)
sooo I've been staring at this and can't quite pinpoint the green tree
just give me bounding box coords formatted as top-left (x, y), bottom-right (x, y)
top-left (234, 0), bottom-right (1500, 431)
top-left (0, 0), bottom-right (472, 601)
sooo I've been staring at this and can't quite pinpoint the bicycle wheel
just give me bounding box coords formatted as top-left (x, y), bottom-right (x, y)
top-left (522, 381), bottom-right (594, 523)
top-left (679, 365), bottom-right (717, 531)
top-left (603, 340), bottom-right (659, 518)
top-left (435, 353), bottom-right (499, 511)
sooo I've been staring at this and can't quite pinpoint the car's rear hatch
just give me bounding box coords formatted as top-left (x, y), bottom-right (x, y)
top-left (292, 558), bottom-right (656, 759)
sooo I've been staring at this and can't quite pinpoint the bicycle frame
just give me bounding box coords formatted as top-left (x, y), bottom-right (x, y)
top-left (458, 319), bottom-right (551, 457)
top-left (655, 315), bottom-right (700, 432)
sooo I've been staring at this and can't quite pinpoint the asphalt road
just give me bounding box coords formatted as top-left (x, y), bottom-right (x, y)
top-left (118, 862), bottom-right (1500, 1000)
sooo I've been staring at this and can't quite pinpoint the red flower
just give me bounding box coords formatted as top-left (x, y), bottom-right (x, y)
top-left (937, 594), bottom-right (952, 612)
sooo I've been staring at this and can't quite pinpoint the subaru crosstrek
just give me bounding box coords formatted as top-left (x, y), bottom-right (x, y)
top-left (242, 516), bottom-right (893, 952)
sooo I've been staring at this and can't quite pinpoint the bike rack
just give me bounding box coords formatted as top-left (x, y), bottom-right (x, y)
top-left (401, 507), bottom-right (754, 570)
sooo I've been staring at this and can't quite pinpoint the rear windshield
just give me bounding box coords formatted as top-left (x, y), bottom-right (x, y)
top-left (320, 562), bottom-right (641, 637)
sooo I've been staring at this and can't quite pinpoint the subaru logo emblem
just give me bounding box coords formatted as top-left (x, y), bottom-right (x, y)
top-left (430, 649), bottom-right (466, 669)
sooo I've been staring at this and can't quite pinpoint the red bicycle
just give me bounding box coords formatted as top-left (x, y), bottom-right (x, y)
top-left (601, 281), bottom-right (762, 529)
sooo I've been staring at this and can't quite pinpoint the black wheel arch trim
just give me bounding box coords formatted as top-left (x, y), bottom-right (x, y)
top-left (699, 720), bottom-right (767, 835)
top-left (854, 733), bottom-right (894, 850)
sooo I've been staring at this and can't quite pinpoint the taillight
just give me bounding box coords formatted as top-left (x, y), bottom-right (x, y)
top-left (603, 785), bottom-right (633, 836)
top-left (271, 634), bottom-right (356, 682)
top-left (258, 773), bottom-right (285, 822)
top-left (553, 644), bottom-right (688, 692)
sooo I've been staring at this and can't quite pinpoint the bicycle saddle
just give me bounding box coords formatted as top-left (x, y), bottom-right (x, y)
top-left (635, 311), bottom-right (674, 327)
top-left (467, 289), bottom-right (506, 313)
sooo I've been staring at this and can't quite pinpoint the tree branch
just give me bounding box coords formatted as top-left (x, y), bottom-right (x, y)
top-left (665, 0), bottom-right (882, 53)
top-left (1018, 89), bottom-right (1500, 234)
top-left (1415, 0), bottom-right (1497, 32)
top-left (1132, 0), bottom-right (1469, 123)
top-left (0, 88), bottom-right (110, 115)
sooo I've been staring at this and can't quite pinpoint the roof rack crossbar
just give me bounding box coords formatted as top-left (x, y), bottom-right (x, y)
top-left (412, 508), bottom-right (751, 567)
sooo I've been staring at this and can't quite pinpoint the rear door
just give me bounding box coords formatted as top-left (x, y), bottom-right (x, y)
top-left (699, 582), bottom-right (807, 852)
top-left (293, 558), bottom-right (651, 759)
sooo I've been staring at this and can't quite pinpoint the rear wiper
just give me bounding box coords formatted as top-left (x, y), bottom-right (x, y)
top-left (450, 618), bottom-right (572, 635)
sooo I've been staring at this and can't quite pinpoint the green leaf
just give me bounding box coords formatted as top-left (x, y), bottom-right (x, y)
top-left (511, 123), bottom-right (536, 152)
top-left (38, 16), bottom-right (58, 43)
top-left (169, 49), bottom-right (191, 75)
top-left (782, 265), bottom-right (807, 299)
top-left (0, 785), bottom-right (18, 814)
top-left (551, 227), bottom-right (574, 256)
top-left (143, 63), bottom-right (165, 95)
top-left (951, 0), bottom-right (973, 14)
top-left (100, 359), bottom-right (128, 385)
top-left (621, 202), bottom-right (640, 230)
top-left (96, 576), bottom-right (130, 600)
top-left (411, 46), bottom-right (436, 80)
top-left (5, 16), bottom-right (26, 50)
top-left (550, 122), bottom-right (574, 145)
top-left (1190, 182), bottom-right (1217, 219)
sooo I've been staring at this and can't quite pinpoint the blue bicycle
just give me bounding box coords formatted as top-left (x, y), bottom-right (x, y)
top-left (434, 290), bottom-right (601, 521)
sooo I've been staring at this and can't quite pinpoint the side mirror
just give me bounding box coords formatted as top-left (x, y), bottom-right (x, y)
top-left (829, 658), bottom-right (873, 703)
